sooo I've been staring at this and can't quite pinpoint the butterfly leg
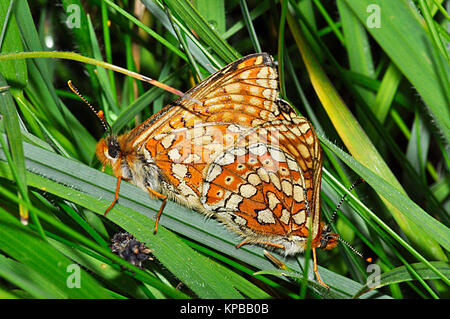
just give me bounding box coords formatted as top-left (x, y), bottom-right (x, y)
top-left (146, 187), bottom-right (167, 234)
top-left (312, 247), bottom-right (329, 288)
top-left (104, 176), bottom-right (122, 216)
top-left (236, 240), bottom-right (285, 250)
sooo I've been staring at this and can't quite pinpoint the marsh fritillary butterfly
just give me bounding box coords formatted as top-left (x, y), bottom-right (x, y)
top-left (90, 53), bottom-right (339, 287)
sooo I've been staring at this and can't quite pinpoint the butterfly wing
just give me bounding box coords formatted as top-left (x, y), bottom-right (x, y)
top-left (263, 110), bottom-right (323, 244)
top-left (125, 53), bottom-right (281, 150)
top-left (144, 115), bottom-right (323, 250)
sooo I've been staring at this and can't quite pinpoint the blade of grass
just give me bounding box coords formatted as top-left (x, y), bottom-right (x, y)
top-left (418, 0), bottom-right (449, 60)
top-left (353, 261), bottom-right (449, 299)
top-left (278, 0), bottom-right (288, 98)
top-left (371, 63), bottom-right (402, 123)
top-left (101, 0), bottom-right (118, 104)
top-left (87, 15), bottom-right (119, 115)
top-left (165, 4), bottom-right (202, 82)
top-left (142, 0), bottom-right (220, 72)
top-left (13, 0), bottom-right (96, 162)
top-left (0, 0), bottom-right (30, 225)
top-left (0, 51), bottom-right (186, 102)
top-left (103, 0), bottom-right (188, 63)
top-left (0, 0), bottom-right (27, 94)
top-left (319, 134), bottom-right (450, 285)
top-left (223, 1), bottom-right (269, 40)
top-left (312, 0), bottom-right (344, 44)
top-left (0, 207), bottom-right (116, 298)
top-left (193, 0), bottom-right (226, 36)
top-left (342, 0), bottom-right (450, 143)
top-left (163, 0), bottom-right (239, 64)
top-left (60, 0), bottom-right (101, 96)
top-left (0, 0), bottom-right (13, 49)
top-left (337, 0), bottom-right (376, 106)
top-left (239, 0), bottom-right (262, 53)
top-left (0, 254), bottom-right (66, 298)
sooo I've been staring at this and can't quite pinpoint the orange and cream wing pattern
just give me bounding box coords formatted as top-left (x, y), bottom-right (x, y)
top-left (141, 98), bottom-right (323, 251)
top-left (124, 53), bottom-right (281, 150)
top-left (260, 103), bottom-right (324, 243)
top-left (200, 114), bottom-right (323, 249)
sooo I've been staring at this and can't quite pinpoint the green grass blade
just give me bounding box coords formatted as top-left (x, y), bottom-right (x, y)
top-left (193, 0), bottom-right (226, 36)
top-left (0, 76), bottom-right (37, 228)
top-left (319, 135), bottom-right (450, 281)
top-left (0, 208), bottom-right (116, 298)
top-left (353, 261), bottom-right (450, 299)
top-left (163, 0), bottom-right (240, 63)
top-left (0, 0), bottom-right (27, 94)
top-left (103, 0), bottom-right (188, 62)
top-left (371, 63), bottom-right (402, 123)
top-left (0, 254), bottom-right (65, 298)
top-left (342, 0), bottom-right (450, 143)
top-left (337, 0), bottom-right (376, 106)
top-left (0, 1), bottom-right (30, 224)
top-left (239, 0), bottom-right (262, 53)
top-left (60, 0), bottom-right (100, 95)
top-left (12, 0), bottom-right (96, 162)
top-left (86, 15), bottom-right (119, 115)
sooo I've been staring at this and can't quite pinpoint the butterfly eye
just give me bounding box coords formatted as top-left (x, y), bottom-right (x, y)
top-left (107, 138), bottom-right (121, 159)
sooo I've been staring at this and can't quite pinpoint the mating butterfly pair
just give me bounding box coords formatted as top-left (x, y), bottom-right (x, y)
top-left (92, 53), bottom-right (339, 287)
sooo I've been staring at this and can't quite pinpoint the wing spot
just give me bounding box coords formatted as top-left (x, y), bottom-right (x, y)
top-left (257, 209), bottom-right (276, 224)
top-left (247, 173), bottom-right (262, 186)
top-left (267, 192), bottom-right (280, 210)
top-left (161, 134), bottom-right (176, 148)
top-left (239, 184), bottom-right (258, 198)
top-left (168, 148), bottom-right (182, 162)
top-left (292, 212), bottom-right (306, 225)
top-left (281, 180), bottom-right (293, 196)
top-left (206, 164), bottom-right (223, 182)
top-left (280, 209), bottom-right (290, 225)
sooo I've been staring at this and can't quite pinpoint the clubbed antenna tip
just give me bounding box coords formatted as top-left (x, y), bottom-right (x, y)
top-left (67, 80), bottom-right (112, 135)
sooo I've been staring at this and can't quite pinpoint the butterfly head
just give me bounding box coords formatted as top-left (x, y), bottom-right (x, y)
top-left (319, 224), bottom-right (339, 250)
top-left (96, 135), bottom-right (122, 169)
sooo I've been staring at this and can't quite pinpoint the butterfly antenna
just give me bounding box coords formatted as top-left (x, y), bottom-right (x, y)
top-left (328, 178), bottom-right (373, 263)
top-left (67, 80), bottom-right (112, 134)
top-left (337, 236), bottom-right (363, 258)
top-left (328, 178), bottom-right (364, 225)
top-left (332, 235), bottom-right (372, 262)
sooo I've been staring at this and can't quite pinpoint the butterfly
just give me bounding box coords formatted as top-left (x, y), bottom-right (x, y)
top-left (88, 53), bottom-right (339, 287)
